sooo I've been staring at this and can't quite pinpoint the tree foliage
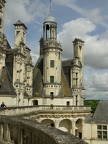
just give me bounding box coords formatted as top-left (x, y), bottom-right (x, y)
top-left (84, 100), bottom-right (100, 113)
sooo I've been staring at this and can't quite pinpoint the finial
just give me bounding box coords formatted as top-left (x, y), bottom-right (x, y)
top-left (50, 0), bottom-right (52, 15)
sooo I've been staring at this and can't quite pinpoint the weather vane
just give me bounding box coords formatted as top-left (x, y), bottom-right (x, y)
top-left (50, 0), bottom-right (52, 15)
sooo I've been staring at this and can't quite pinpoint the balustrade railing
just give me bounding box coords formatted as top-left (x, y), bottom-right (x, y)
top-left (0, 105), bottom-right (91, 116)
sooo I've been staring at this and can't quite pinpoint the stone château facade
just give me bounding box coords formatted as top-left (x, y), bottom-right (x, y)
top-left (0, 1), bottom-right (108, 144)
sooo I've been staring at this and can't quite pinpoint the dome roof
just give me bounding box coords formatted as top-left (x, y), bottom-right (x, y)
top-left (44, 16), bottom-right (56, 23)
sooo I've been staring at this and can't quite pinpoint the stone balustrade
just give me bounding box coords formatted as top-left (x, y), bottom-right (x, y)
top-left (0, 115), bottom-right (88, 144)
top-left (0, 105), bottom-right (91, 116)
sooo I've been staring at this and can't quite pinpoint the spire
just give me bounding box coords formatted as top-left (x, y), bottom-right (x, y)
top-left (50, 0), bottom-right (52, 15)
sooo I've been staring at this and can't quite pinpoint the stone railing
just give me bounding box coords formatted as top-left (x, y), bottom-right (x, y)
top-left (0, 115), bottom-right (88, 144)
top-left (0, 105), bottom-right (91, 116)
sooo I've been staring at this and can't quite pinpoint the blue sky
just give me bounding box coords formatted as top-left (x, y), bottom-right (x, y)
top-left (4, 0), bottom-right (108, 100)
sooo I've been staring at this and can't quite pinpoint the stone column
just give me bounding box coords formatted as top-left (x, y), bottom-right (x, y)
top-left (81, 120), bottom-right (84, 139)
top-left (6, 124), bottom-right (11, 142)
top-left (54, 120), bottom-right (59, 129)
top-left (0, 124), bottom-right (3, 140)
top-left (71, 120), bottom-right (76, 135)
top-left (16, 91), bottom-right (19, 106)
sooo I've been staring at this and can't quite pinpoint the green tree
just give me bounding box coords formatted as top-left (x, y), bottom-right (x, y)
top-left (84, 100), bottom-right (100, 113)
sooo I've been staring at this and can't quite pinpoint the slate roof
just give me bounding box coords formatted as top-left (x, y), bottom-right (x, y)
top-left (62, 59), bottom-right (73, 67)
top-left (0, 36), bottom-right (16, 95)
top-left (61, 68), bottom-right (71, 97)
top-left (91, 100), bottom-right (108, 123)
top-left (0, 65), bottom-right (16, 95)
top-left (62, 59), bottom-right (73, 87)
top-left (14, 20), bottom-right (27, 30)
top-left (33, 56), bottom-right (43, 97)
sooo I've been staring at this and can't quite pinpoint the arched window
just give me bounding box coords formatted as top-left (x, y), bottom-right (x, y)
top-left (46, 24), bottom-right (50, 39)
top-left (33, 100), bottom-right (38, 106)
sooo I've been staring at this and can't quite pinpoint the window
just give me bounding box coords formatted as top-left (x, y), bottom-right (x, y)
top-left (50, 60), bottom-right (54, 67)
top-left (16, 31), bottom-right (20, 36)
top-left (46, 24), bottom-right (49, 39)
top-left (79, 45), bottom-right (82, 50)
top-left (97, 125), bottom-right (107, 139)
top-left (33, 100), bottom-right (38, 106)
top-left (50, 76), bottom-right (54, 83)
top-left (67, 101), bottom-right (70, 106)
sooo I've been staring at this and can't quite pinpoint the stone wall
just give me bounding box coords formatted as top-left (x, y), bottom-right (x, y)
top-left (0, 115), bottom-right (88, 144)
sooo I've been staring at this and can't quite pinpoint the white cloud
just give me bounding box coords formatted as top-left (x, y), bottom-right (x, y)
top-left (57, 17), bottom-right (108, 100)
top-left (4, 0), bottom-right (49, 29)
top-left (5, 0), bottom-right (32, 27)
top-left (54, 0), bottom-right (76, 5)
top-left (85, 73), bottom-right (108, 99)
top-left (57, 18), bottom-right (108, 70)
top-left (31, 53), bottom-right (39, 66)
top-left (54, 0), bottom-right (108, 28)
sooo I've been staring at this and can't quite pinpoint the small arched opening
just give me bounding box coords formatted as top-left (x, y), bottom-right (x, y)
top-left (32, 100), bottom-right (38, 106)
top-left (46, 24), bottom-right (50, 39)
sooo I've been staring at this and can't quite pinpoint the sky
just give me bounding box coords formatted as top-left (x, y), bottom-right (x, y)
top-left (4, 0), bottom-right (108, 100)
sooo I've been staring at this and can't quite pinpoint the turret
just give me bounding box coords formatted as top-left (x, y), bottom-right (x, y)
top-left (43, 16), bottom-right (57, 41)
top-left (42, 16), bottom-right (62, 97)
top-left (13, 20), bottom-right (33, 106)
top-left (14, 20), bottom-right (27, 48)
top-left (71, 38), bottom-right (85, 106)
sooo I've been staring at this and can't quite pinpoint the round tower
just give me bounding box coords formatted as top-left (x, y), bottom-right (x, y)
top-left (43, 16), bottom-right (62, 98)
